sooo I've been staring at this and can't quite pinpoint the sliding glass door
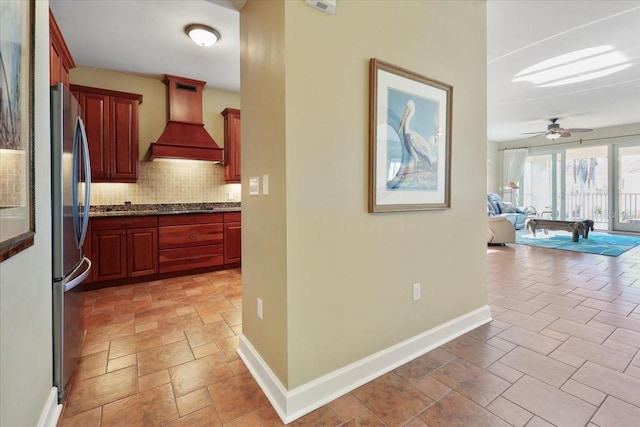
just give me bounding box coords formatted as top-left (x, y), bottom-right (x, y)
top-left (565, 146), bottom-right (608, 229)
top-left (523, 146), bottom-right (608, 229)
top-left (614, 144), bottom-right (640, 232)
top-left (522, 153), bottom-right (563, 219)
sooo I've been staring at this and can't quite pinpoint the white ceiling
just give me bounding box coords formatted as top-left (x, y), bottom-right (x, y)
top-left (50, 0), bottom-right (640, 142)
top-left (488, 0), bottom-right (640, 142)
top-left (49, 0), bottom-right (242, 92)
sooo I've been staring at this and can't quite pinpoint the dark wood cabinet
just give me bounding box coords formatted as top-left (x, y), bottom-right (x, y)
top-left (158, 214), bottom-right (224, 274)
top-left (223, 212), bottom-right (241, 265)
top-left (49, 10), bottom-right (75, 86)
top-left (87, 212), bottom-right (239, 287)
top-left (92, 229), bottom-right (128, 282)
top-left (222, 108), bottom-right (241, 183)
top-left (71, 85), bottom-right (142, 183)
top-left (91, 216), bottom-right (158, 282)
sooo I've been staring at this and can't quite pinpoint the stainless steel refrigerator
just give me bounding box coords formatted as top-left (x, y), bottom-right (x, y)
top-left (51, 83), bottom-right (92, 403)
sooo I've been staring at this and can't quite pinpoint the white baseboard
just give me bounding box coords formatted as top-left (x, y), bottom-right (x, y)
top-left (37, 387), bottom-right (62, 427)
top-left (238, 304), bottom-right (491, 424)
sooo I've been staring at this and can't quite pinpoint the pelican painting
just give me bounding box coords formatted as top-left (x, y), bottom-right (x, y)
top-left (387, 98), bottom-right (439, 189)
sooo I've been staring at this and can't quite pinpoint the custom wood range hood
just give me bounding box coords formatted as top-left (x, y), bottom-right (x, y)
top-left (148, 75), bottom-right (223, 162)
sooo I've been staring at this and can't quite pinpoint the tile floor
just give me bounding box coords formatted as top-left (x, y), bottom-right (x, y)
top-left (59, 243), bottom-right (640, 426)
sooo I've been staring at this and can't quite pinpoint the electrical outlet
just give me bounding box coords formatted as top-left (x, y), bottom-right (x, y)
top-left (257, 298), bottom-right (263, 319)
top-left (227, 192), bottom-right (234, 201)
top-left (413, 283), bottom-right (421, 301)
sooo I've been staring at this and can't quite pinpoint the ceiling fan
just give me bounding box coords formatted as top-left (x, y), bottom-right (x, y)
top-left (523, 118), bottom-right (593, 140)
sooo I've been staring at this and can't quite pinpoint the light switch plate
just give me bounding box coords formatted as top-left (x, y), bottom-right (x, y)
top-left (262, 174), bottom-right (269, 196)
top-left (249, 177), bottom-right (260, 196)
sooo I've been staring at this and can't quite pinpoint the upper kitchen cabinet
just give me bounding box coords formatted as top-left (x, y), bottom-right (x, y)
top-left (49, 10), bottom-right (75, 86)
top-left (222, 108), bottom-right (241, 183)
top-left (71, 85), bottom-right (143, 183)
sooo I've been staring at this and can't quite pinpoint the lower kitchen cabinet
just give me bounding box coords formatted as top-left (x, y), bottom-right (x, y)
top-left (91, 216), bottom-right (158, 282)
top-left (158, 213), bottom-right (224, 274)
top-left (88, 211), bottom-right (240, 286)
top-left (223, 212), bottom-right (241, 264)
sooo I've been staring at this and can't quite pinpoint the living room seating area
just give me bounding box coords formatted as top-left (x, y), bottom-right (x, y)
top-left (487, 193), bottom-right (529, 230)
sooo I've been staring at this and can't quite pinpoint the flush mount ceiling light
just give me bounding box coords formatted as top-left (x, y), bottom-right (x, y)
top-left (513, 45), bottom-right (631, 88)
top-left (185, 24), bottom-right (220, 47)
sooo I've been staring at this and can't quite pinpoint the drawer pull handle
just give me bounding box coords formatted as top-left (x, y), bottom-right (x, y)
top-left (121, 221), bottom-right (132, 226)
top-left (188, 256), bottom-right (198, 261)
top-left (189, 235), bottom-right (198, 240)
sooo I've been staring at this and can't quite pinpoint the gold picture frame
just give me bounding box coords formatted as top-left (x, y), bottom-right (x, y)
top-left (368, 58), bottom-right (452, 212)
top-left (0, 0), bottom-right (35, 261)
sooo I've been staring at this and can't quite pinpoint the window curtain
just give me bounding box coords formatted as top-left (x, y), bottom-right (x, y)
top-left (503, 148), bottom-right (529, 202)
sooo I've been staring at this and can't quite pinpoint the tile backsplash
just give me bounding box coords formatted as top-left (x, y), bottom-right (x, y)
top-left (89, 159), bottom-right (241, 206)
top-left (0, 150), bottom-right (26, 208)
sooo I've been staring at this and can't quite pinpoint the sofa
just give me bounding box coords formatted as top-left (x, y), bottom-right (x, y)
top-left (487, 216), bottom-right (516, 244)
top-left (487, 193), bottom-right (528, 230)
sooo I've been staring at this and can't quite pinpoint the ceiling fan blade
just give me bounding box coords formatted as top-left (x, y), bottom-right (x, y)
top-left (564, 128), bottom-right (593, 133)
top-left (560, 131), bottom-right (572, 137)
top-left (522, 131), bottom-right (546, 135)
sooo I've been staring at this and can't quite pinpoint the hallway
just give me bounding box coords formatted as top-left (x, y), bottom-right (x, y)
top-left (59, 243), bottom-right (640, 425)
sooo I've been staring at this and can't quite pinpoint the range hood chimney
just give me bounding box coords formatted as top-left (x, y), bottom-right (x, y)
top-left (148, 75), bottom-right (223, 162)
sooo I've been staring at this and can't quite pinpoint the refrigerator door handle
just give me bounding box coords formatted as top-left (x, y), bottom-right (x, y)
top-left (62, 257), bottom-right (92, 292)
top-left (71, 120), bottom-right (81, 247)
top-left (77, 117), bottom-right (91, 248)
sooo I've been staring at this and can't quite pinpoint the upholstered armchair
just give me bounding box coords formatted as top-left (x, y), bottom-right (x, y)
top-left (487, 216), bottom-right (516, 245)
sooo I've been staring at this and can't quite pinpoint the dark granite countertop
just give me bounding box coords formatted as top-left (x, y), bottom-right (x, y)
top-left (89, 203), bottom-right (241, 218)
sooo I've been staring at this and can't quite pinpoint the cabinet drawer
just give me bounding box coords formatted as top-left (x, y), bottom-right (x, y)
top-left (92, 216), bottom-right (158, 230)
top-left (159, 223), bottom-right (223, 249)
top-left (158, 213), bottom-right (223, 226)
top-left (159, 245), bottom-right (223, 273)
top-left (223, 212), bottom-right (240, 223)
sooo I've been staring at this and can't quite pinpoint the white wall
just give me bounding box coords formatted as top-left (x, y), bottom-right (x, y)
top-left (0, 1), bottom-right (55, 426)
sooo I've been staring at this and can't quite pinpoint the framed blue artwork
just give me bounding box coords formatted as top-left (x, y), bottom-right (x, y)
top-left (369, 58), bottom-right (452, 212)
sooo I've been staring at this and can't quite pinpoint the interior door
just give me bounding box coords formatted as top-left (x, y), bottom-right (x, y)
top-left (613, 143), bottom-right (640, 232)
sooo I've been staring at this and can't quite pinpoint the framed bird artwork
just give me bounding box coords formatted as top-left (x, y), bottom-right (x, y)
top-left (368, 58), bottom-right (452, 213)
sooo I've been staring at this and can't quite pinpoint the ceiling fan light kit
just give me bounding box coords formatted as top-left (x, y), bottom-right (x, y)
top-left (523, 118), bottom-right (593, 141)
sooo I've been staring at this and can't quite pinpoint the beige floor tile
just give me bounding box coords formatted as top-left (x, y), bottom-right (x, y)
top-left (554, 336), bottom-right (632, 372)
top-left (101, 383), bottom-right (179, 427)
top-left (137, 340), bottom-right (194, 376)
top-left (499, 346), bottom-right (576, 387)
top-left (352, 373), bottom-right (433, 426)
top-left (169, 353), bottom-right (233, 397)
top-left (207, 371), bottom-right (269, 423)
top-left (592, 396), bottom-right (640, 427)
top-left (419, 392), bottom-right (510, 427)
top-left (572, 361), bottom-right (640, 406)
top-left (175, 387), bottom-right (213, 417)
top-left (486, 396), bottom-right (533, 427)
top-left (441, 334), bottom-right (506, 368)
top-left (63, 366), bottom-right (137, 418)
top-left (430, 358), bottom-right (510, 407)
top-left (502, 375), bottom-right (597, 427)
top-left (497, 326), bottom-right (562, 355)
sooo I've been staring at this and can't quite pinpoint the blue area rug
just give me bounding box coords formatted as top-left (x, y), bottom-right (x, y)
top-left (516, 230), bottom-right (640, 256)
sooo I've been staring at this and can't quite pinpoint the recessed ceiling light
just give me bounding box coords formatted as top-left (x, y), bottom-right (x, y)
top-left (513, 45), bottom-right (630, 87)
top-left (185, 24), bottom-right (220, 47)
